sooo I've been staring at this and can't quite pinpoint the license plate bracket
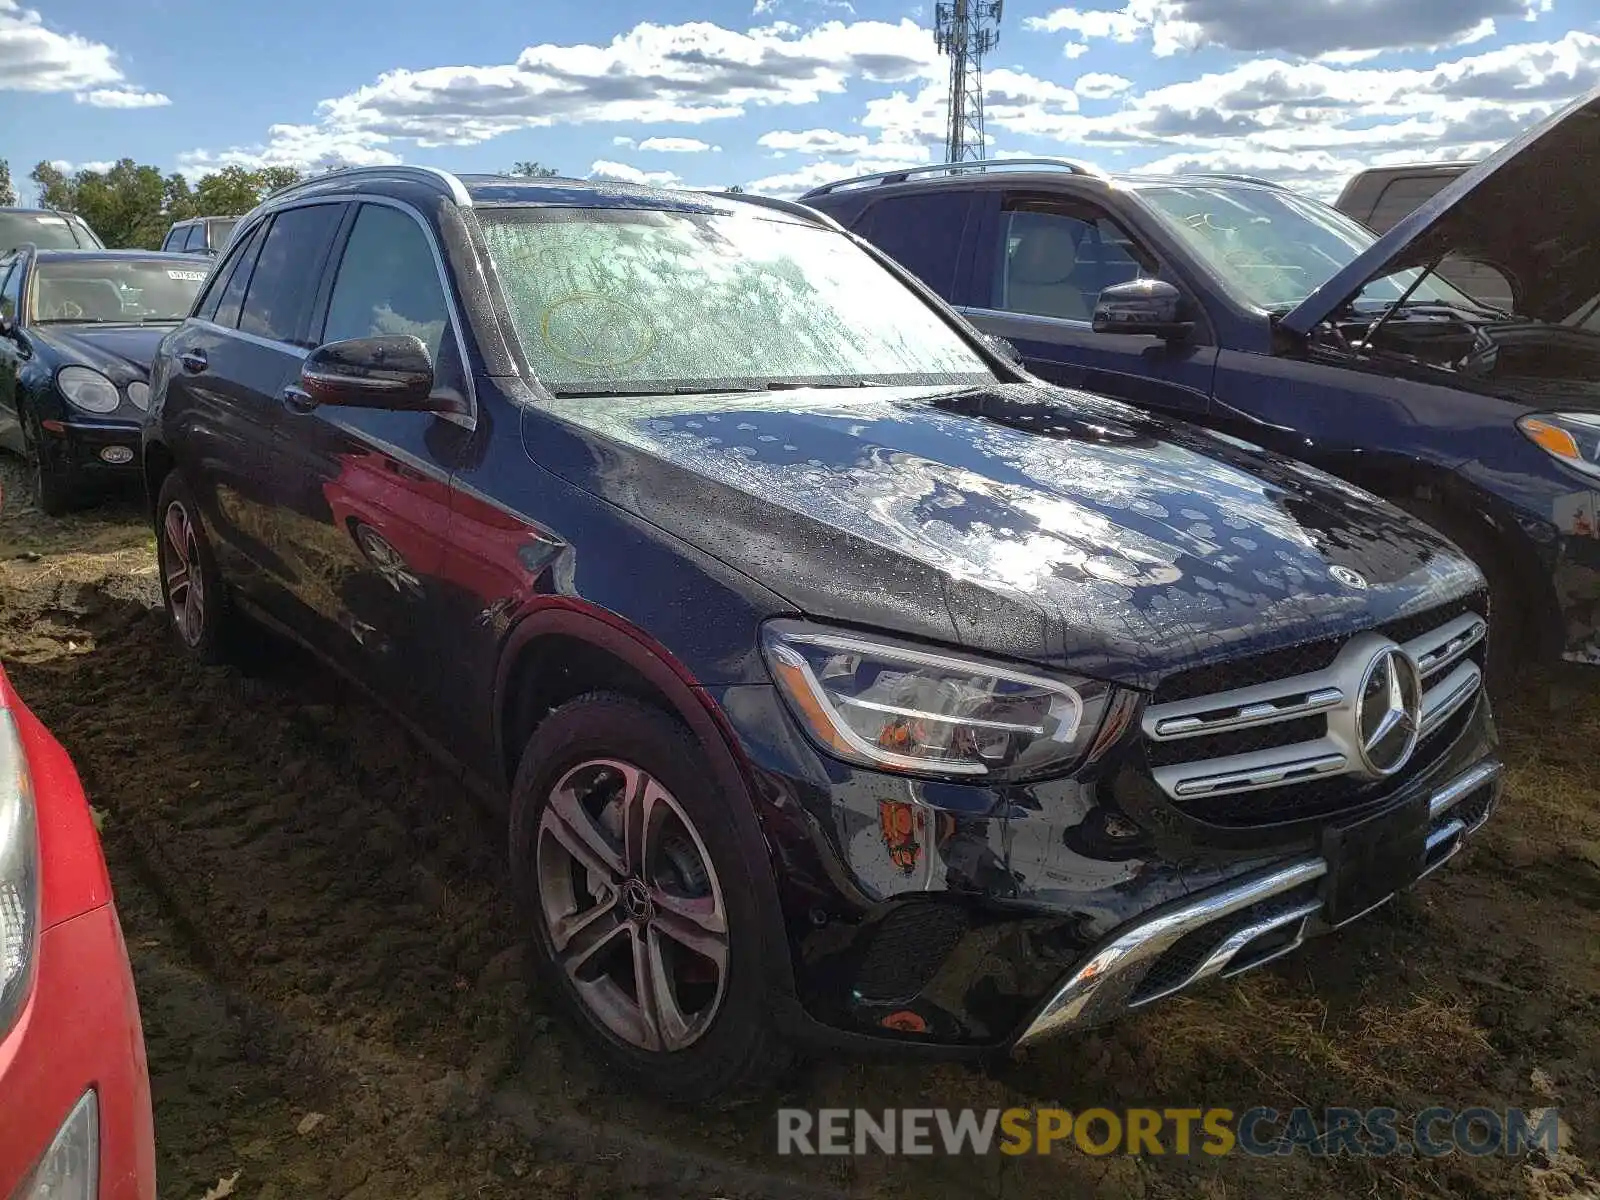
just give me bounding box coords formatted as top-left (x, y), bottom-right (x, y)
top-left (1321, 794), bottom-right (1431, 926)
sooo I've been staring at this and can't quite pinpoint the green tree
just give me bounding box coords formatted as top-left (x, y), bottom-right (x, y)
top-left (510, 160), bottom-right (560, 178)
top-left (29, 161), bottom-right (74, 210)
top-left (0, 160), bottom-right (15, 207)
top-left (66, 158), bottom-right (168, 247)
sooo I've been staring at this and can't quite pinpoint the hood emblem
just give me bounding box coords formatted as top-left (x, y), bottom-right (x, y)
top-left (1329, 565), bottom-right (1369, 590)
top-left (1352, 646), bottom-right (1422, 778)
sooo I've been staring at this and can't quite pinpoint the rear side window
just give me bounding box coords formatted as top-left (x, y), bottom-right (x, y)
top-left (210, 223), bottom-right (269, 326)
top-left (196, 221), bottom-right (262, 323)
top-left (0, 260), bottom-right (20, 319)
top-left (853, 191), bottom-right (972, 299)
top-left (321, 203), bottom-right (450, 357)
top-left (237, 203), bottom-right (343, 346)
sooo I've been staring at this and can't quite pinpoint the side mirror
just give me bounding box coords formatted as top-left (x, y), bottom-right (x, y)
top-left (1092, 279), bottom-right (1194, 340)
top-left (982, 332), bottom-right (1023, 366)
top-left (299, 335), bottom-right (460, 414)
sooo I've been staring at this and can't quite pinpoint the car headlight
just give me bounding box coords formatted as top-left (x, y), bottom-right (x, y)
top-left (1518, 412), bottom-right (1600, 481)
top-left (762, 620), bottom-right (1123, 780)
top-left (0, 705), bottom-right (38, 1042)
top-left (126, 381), bottom-right (150, 411)
top-left (56, 367), bottom-right (121, 415)
top-left (15, 1091), bottom-right (97, 1200)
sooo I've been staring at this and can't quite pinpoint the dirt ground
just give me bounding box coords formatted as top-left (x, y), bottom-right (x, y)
top-left (1, 455), bottom-right (1596, 1200)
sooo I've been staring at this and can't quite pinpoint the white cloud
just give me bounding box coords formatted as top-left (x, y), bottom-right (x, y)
top-left (179, 123), bottom-right (400, 174)
top-left (47, 158), bottom-right (116, 175)
top-left (76, 87), bottom-right (170, 109)
top-left (638, 136), bottom-right (719, 153)
top-left (587, 159), bottom-right (682, 186)
top-left (757, 127), bottom-right (874, 155)
top-left (612, 135), bottom-right (637, 147)
top-left (1025, 0), bottom-right (1550, 59)
top-left (188, 17), bottom-right (943, 170)
top-left (0, 0), bottom-right (165, 108)
top-left (1074, 72), bottom-right (1133, 99)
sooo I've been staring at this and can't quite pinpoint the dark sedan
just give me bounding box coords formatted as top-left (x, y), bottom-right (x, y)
top-left (0, 248), bottom-right (207, 512)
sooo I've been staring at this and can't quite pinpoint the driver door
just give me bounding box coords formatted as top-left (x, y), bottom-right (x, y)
top-left (958, 193), bottom-right (1219, 421)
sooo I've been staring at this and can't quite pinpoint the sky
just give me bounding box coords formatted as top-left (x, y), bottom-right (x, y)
top-left (3, 0), bottom-right (1598, 203)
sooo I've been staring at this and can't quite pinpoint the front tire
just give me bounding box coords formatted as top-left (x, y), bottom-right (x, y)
top-left (1396, 498), bottom-right (1519, 701)
top-left (509, 692), bottom-right (789, 1102)
top-left (22, 414), bottom-right (80, 516)
top-left (155, 472), bottom-right (232, 664)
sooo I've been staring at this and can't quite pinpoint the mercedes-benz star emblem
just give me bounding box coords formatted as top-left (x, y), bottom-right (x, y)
top-left (1330, 565), bottom-right (1369, 590)
top-left (1354, 646), bottom-right (1423, 777)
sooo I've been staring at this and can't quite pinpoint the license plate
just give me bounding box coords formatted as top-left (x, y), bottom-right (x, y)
top-left (1321, 794), bottom-right (1431, 926)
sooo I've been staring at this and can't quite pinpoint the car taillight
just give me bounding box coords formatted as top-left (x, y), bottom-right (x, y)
top-left (0, 705), bottom-right (39, 1040)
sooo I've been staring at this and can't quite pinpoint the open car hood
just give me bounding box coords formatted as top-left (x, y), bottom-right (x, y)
top-left (1281, 83), bottom-right (1600, 336)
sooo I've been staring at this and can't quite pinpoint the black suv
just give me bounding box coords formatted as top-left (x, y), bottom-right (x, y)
top-left (142, 166), bottom-right (1502, 1100)
top-left (160, 216), bottom-right (239, 258)
top-left (804, 85), bottom-right (1600, 688)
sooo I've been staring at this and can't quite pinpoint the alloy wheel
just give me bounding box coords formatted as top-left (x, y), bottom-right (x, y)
top-left (162, 500), bottom-right (206, 647)
top-left (535, 758), bottom-right (729, 1052)
top-left (355, 524), bottom-right (421, 593)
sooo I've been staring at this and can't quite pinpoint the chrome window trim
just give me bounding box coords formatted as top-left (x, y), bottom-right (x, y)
top-left (210, 192), bottom-right (478, 431)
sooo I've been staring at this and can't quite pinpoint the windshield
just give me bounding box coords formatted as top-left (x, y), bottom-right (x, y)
top-left (0, 212), bottom-right (98, 251)
top-left (477, 208), bottom-right (993, 395)
top-left (1138, 184), bottom-right (1473, 313)
top-left (32, 259), bottom-right (207, 323)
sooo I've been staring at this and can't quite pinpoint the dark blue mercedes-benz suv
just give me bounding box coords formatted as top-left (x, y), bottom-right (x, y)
top-left (141, 165), bottom-right (1502, 1100)
top-left (805, 85), bottom-right (1600, 694)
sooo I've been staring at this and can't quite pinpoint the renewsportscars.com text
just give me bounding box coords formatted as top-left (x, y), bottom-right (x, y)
top-left (775, 1107), bottom-right (1562, 1158)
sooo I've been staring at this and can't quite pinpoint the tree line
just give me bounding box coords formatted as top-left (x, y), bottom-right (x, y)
top-left (1, 159), bottom-right (567, 249)
top-left (0, 156), bottom-right (741, 249)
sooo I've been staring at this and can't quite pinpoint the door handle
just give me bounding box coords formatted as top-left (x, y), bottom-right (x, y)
top-left (281, 384), bottom-right (317, 414)
top-left (179, 349), bottom-right (208, 374)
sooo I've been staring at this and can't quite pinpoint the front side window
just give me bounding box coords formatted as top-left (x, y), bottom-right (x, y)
top-left (183, 224), bottom-right (208, 252)
top-left (31, 258), bottom-right (207, 323)
top-left (237, 203), bottom-right (343, 345)
top-left (1138, 184), bottom-right (1473, 312)
top-left (478, 208), bottom-right (992, 395)
top-left (995, 207), bottom-right (1150, 321)
top-left (322, 204), bottom-right (450, 357)
top-left (163, 226), bottom-right (187, 252)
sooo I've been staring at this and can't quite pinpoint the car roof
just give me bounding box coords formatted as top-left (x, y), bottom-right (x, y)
top-left (795, 159), bottom-right (1300, 202)
top-left (252, 165), bottom-right (841, 229)
top-left (29, 248), bottom-right (205, 264)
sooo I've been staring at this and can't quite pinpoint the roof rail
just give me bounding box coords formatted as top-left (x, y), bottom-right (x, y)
top-left (270, 164), bottom-right (473, 207)
top-left (712, 189), bottom-right (846, 232)
top-left (799, 156), bottom-right (1107, 198)
top-left (1181, 172), bottom-right (1291, 189)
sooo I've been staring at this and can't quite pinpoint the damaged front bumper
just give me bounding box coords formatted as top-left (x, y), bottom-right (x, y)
top-left (1012, 758), bottom-right (1501, 1049)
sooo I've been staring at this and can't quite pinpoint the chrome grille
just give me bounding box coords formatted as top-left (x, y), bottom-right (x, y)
top-left (1142, 605), bottom-right (1486, 821)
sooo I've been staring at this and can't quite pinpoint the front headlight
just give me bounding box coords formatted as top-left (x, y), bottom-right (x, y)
top-left (56, 367), bottom-right (122, 415)
top-left (762, 620), bottom-right (1122, 780)
top-left (0, 705), bottom-right (39, 1041)
top-left (1518, 412), bottom-right (1600, 481)
top-left (15, 1091), bottom-right (98, 1200)
top-left (126, 381), bottom-right (150, 411)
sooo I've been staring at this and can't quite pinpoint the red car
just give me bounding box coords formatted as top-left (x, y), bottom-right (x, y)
top-left (0, 664), bottom-right (155, 1198)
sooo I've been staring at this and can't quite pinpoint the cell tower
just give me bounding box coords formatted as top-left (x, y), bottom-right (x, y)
top-left (934, 0), bottom-right (1003, 164)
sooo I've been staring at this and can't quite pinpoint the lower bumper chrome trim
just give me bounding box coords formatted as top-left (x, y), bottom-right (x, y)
top-left (1011, 758), bottom-right (1504, 1050)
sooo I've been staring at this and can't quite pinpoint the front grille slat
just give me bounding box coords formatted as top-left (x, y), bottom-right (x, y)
top-left (1141, 594), bottom-right (1487, 827)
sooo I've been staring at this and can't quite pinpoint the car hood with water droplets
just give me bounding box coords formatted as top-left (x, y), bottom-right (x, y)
top-left (527, 381), bottom-right (1483, 687)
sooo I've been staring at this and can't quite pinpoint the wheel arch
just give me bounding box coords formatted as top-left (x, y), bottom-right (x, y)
top-left (141, 438), bottom-right (177, 520)
top-left (1320, 449), bottom-right (1559, 655)
top-left (494, 606), bottom-right (799, 1003)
